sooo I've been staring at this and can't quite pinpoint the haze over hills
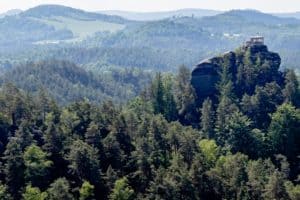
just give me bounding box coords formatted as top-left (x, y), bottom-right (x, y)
top-left (98, 8), bottom-right (222, 21)
top-left (1, 4), bottom-right (300, 75)
top-left (0, 4), bottom-right (130, 51)
top-left (0, 9), bottom-right (22, 18)
top-left (274, 12), bottom-right (300, 19)
top-left (99, 8), bottom-right (300, 21)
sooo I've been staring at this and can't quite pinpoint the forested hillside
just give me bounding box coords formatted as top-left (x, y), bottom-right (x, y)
top-left (0, 41), bottom-right (299, 199)
top-left (1, 6), bottom-right (300, 73)
top-left (0, 4), bottom-right (299, 200)
top-left (0, 60), bottom-right (151, 105)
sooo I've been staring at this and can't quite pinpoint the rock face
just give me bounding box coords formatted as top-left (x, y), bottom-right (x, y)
top-left (191, 43), bottom-right (281, 102)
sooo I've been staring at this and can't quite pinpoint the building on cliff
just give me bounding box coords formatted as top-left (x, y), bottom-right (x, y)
top-left (191, 37), bottom-right (281, 104)
top-left (245, 36), bottom-right (264, 47)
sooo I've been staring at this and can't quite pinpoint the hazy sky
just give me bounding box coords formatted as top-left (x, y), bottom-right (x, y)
top-left (1, 0), bottom-right (300, 13)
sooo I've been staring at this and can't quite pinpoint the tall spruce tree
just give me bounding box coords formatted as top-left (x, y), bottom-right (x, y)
top-left (174, 65), bottom-right (197, 124)
top-left (200, 98), bottom-right (214, 138)
top-left (283, 69), bottom-right (300, 107)
top-left (4, 137), bottom-right (24, 199)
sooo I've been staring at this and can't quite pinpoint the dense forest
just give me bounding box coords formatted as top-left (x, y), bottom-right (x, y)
top-left (0, 4), bottom-right (300, 200)
top-left (0, 46), bottom-right (299, 199)
top-left (0, 60), bottom-right (152, 105)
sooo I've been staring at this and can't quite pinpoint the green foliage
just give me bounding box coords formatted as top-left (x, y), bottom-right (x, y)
top-left (200, 98), bottom-right (214, 138)
top-left (67, 140), bottom-right (101, 185)
top-left (0, 183), bottom-right (12, 200)
top-left (110, 177), bottom-right (135, 200)
top-left (23, 185), bottom-right (48, 200)
top-left (79, 181), bottom-right (95, 200)
top-left (285, 181), bottom-right (300, 200)
top-left (174, 65), bottom-right (197, 124)
top-left (225, 111), bottom-right (259, 156)
top-left (268, 103), bottom-right (300, 160)
top-left (46, 178), bottom-right (74, 200)
top-left (150, 73), bottom-right (165, 115)
top-left (247, 159), bottom-right (276, 199)
top-left (198, 139), bottom-right (219, 167)
top-left (283, 69), bottom-right (300, 107)
top-left (208, 153), bottom-right (249, 200)
top-left (149, 73), bottom-right (178, 121)
top-left (1, 60), bottom-right (151, 105)
top-left (242, 82), bottom-right (284, 129)
top-left (0, 42), bottom-right (298, 200)
top-left (23, 144), bottom-right (52, 187)
top-left (263, 170), bottom-right (289, 200)
top-left (4, 137), bottom-right (24, 199)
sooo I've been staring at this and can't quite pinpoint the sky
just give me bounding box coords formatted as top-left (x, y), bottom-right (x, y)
top-left (1, 0), bottom-right (300, 13)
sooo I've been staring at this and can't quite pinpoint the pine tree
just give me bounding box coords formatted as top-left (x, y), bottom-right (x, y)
top-left (215, 58), bottom-right (239, 145)
top-left (37, 88), bottom-right (52, 123)
top-left (246, 159), bottom-right (276, 199)
top-left (85, 121), bottom-right (103, 150)
top-left (151, 72), bottom-right (165, 115)
top-left (174, 65), bottom-right (197, 124)
top-left (200, 98), bottom-right (214, 138)
top-left (47, 178), bottom-right (74, 200)
top-left (283, 69), bottom-right (299, 106)
top-left (14, 120), bottom-right (34, 150)
top-left (23, 185), bottom-right (48, 200)
top-left (268, 103), bottom-right (300, 161)
top-left (23, 144), bottom-right (52, 188)
top-left (109, 177), bottom-right (135, 200)
top-left (4, 137), bottom-right (24, 199)
top-left (226, 111), bottom-right (256, 156)
top-left (162, 75), bottom-right (178, 121)
top-left (215, 82), bottom-right (239, 146)
top-left (67, 140), bottom-right (101, 186)
top-left (263, 170), bottom-right (289, 200)
top-left (79, 181), bottom-right (95, 200)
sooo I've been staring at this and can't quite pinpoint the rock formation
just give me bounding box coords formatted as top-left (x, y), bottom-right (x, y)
top-left (191, 39), bottom-right (282, 103)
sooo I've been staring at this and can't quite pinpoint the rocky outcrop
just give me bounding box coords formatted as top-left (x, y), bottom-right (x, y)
top-left (191, 44), bottom-right (281, 102)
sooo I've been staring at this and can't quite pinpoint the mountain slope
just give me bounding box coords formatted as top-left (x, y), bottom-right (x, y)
top-left (0, 5), bottom-right (130, 51)
top-left (1, 60), bottom-right (151, 104)
top-left (22, 5), bottom-right (128, 23)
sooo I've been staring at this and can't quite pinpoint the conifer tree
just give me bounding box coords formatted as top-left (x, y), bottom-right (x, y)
top-left (3, 137), bottom-right (24, 199)
top-left (110, 177), bottom-right (135, 200)
top-left (174, 65), bottom-right (197, 124)
top-left (151, 72), bottom-right (165, 115)
top-left (200, 98), bottom-right (214, 138)
top-left (283, 69), bottom-right (299, 106)
top-left (47, 178), bottom-right (74, 200)
top-left (263, 170), bottom-right (289, 200)
top-left (23, 144), bottom-right (52, 188)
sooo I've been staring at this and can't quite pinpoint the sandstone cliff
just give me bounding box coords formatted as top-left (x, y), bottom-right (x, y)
top-left (191, 43), bottom-right (282, 102)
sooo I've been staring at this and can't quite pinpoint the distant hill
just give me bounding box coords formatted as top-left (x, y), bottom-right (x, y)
top-left (0, 9), bottom-right (22, 18)
top-left (22, 5), bottom-right (127, 23)
top-left (274, 12), bottom-right (300, 19)
top-left (1, 6), bottom-right (300, 73)
top-left (99, 8), bottom-right (222, 21)
top-left (0, 4), bottom-right (130, 52)
top-left (73, 10), bottom-right (300, 70)
top-left (203, 9), bottom-right (300, 25)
